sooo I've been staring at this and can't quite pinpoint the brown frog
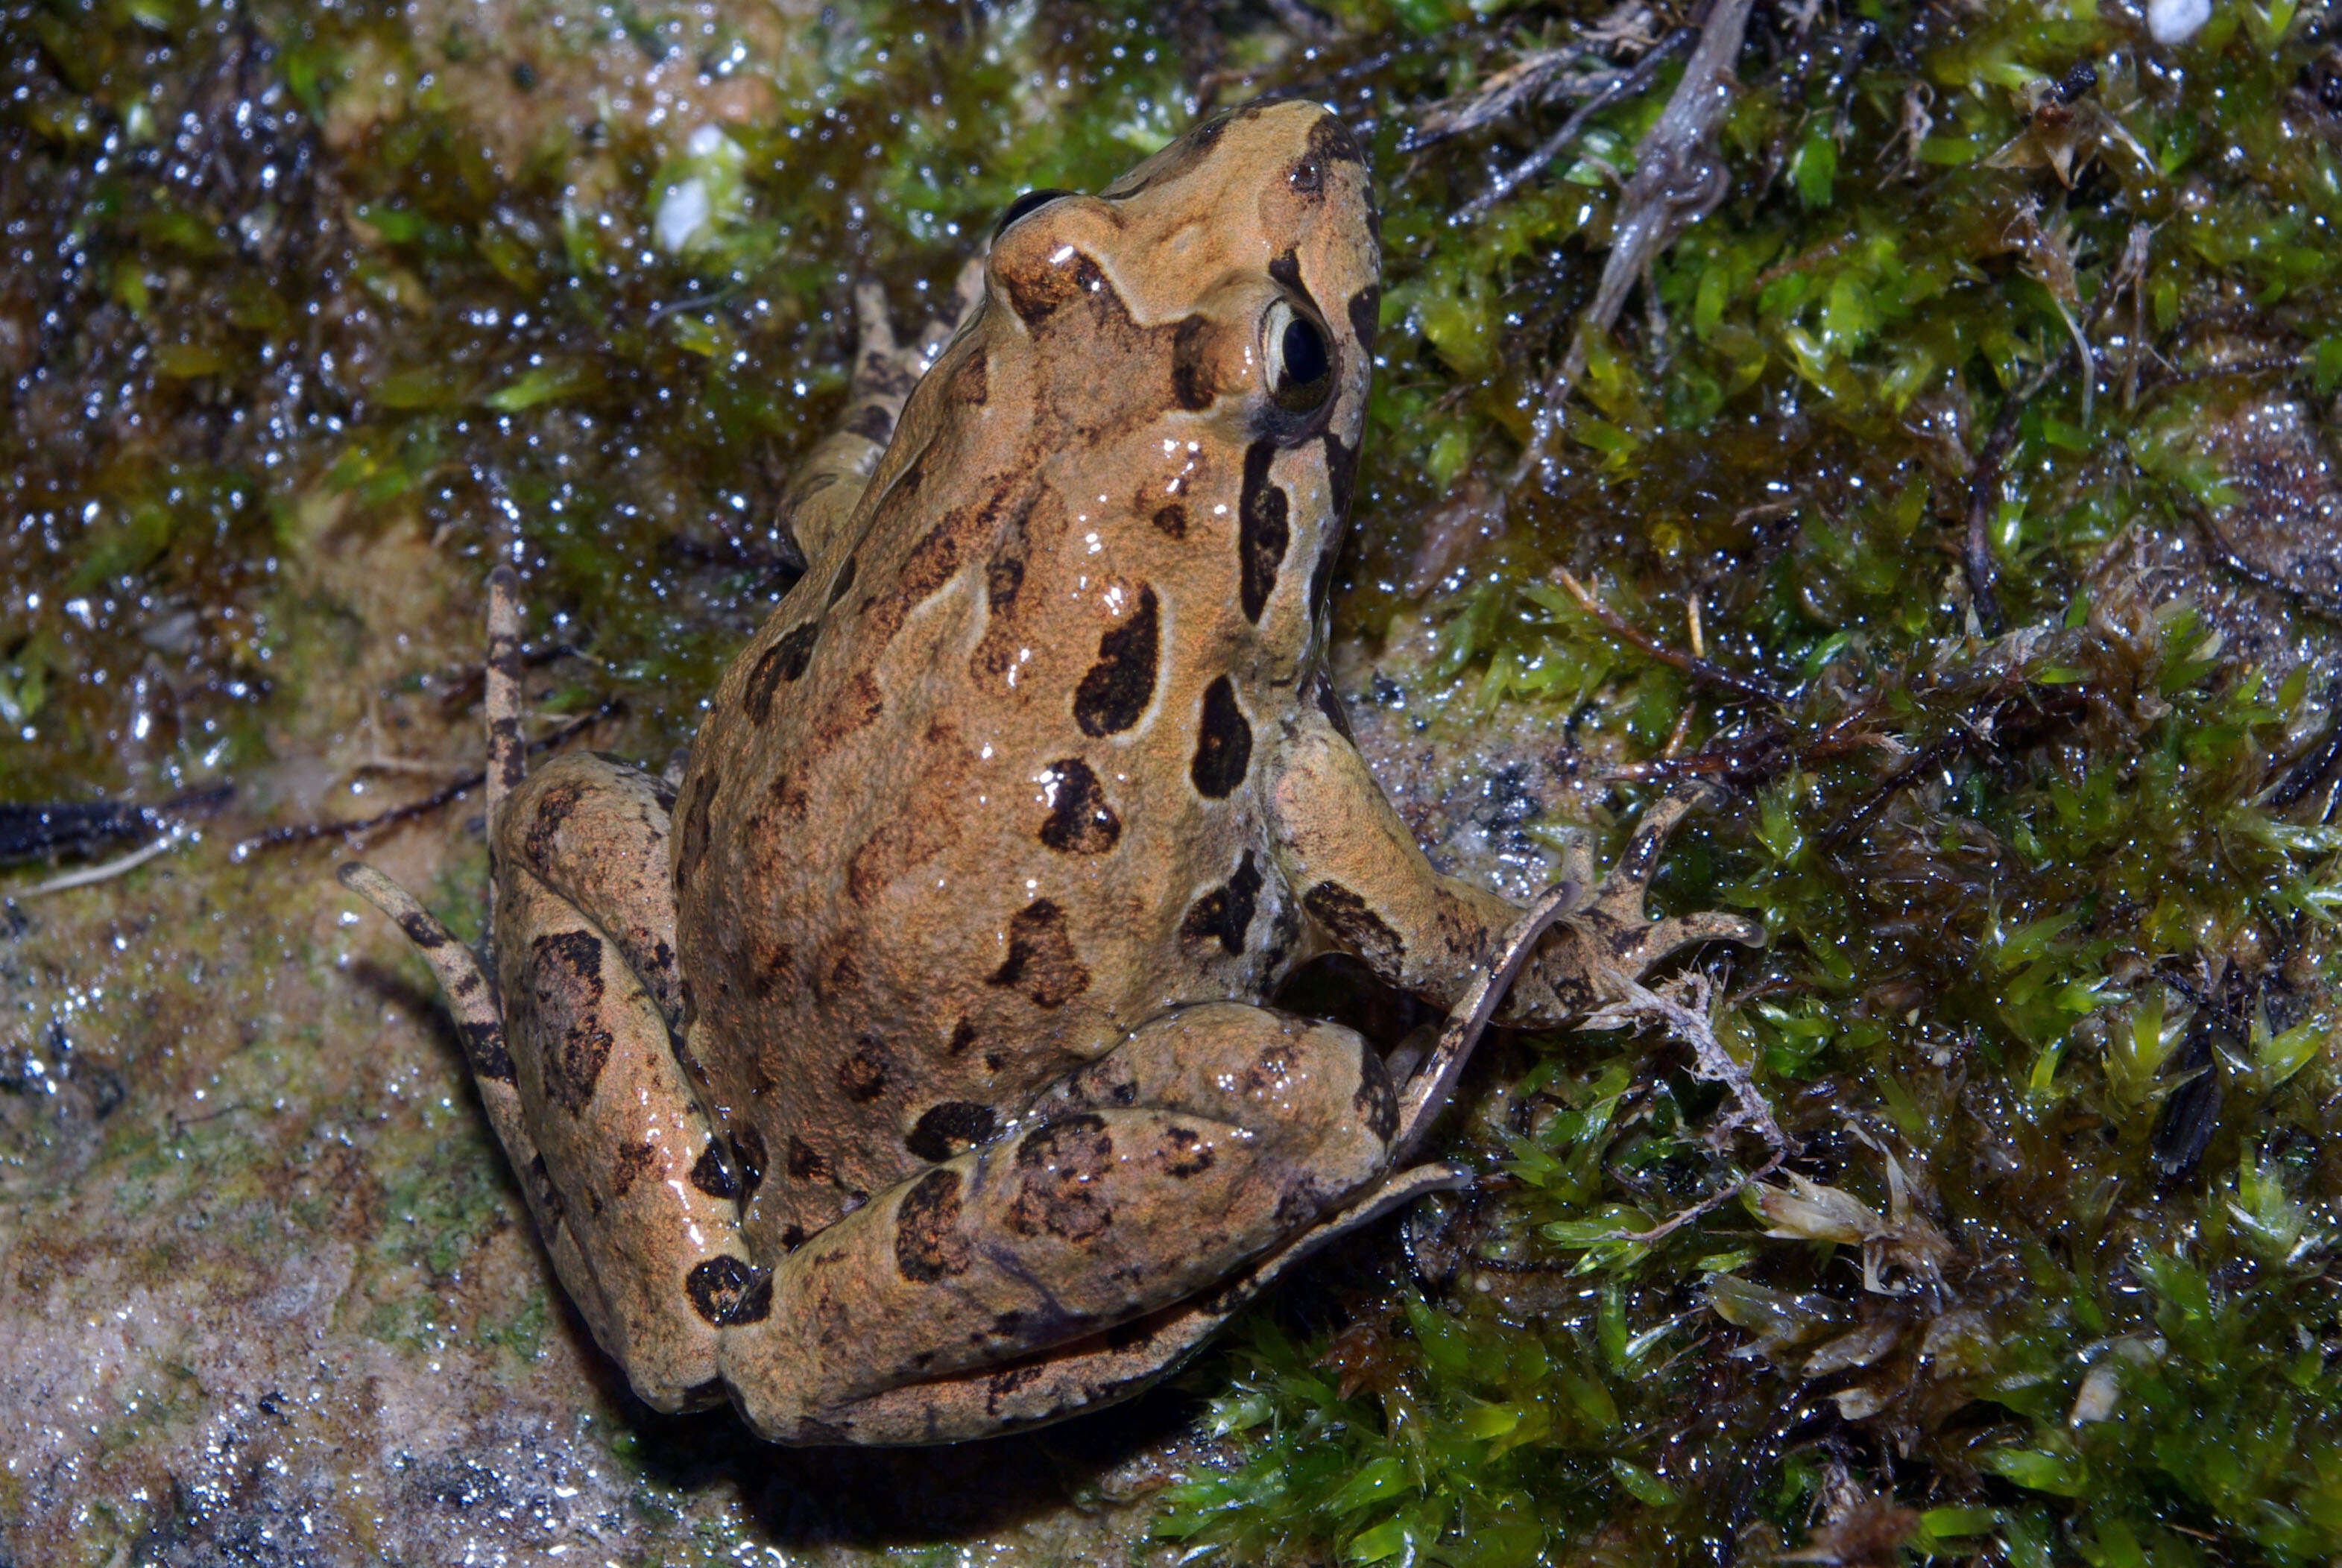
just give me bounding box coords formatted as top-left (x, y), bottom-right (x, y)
top-left (343, 99), bottom-right (1761, 1445)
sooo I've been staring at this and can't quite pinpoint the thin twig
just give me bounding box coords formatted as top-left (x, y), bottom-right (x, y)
top-left (1455, 30), bottom-right (1695, 219)
top-left (2141, 353), bottom-right (2317, 391)
top-left (1512, 0), bottom-right (1755, 481)
top-left (1818, 736), bottom-right (1965, 851)
top-left (16, 833), bottom-right (183, 897)
top-left (1580, 970), bottom-right (1789, 1245)
top-left (232, 703), bottom-right (619, 858)
top-left (1553, 568), bottom-right (1784, 702)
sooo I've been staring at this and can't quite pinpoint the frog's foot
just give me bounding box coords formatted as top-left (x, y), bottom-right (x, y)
top-left (337, 861), bottom-right (630, 1393)
top-left (715, 1004), bottom-right (1406, 1444)
top-left (1529, 788), bottom-right (1764, 1009)
top-left (780, 258), bottom-right (988, 562)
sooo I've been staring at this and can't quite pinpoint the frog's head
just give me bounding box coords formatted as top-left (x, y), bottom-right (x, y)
top-left (980, 98), bottom-right (1380, 660)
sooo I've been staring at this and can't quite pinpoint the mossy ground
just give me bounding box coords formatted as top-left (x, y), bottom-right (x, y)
top-left (5, 0), bottom-right (2341, 1562)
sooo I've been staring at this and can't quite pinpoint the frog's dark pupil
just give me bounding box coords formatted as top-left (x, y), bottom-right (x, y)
top-left (993, 188), bottom-right (1074, 239)
top-left (1281, 317), bottom-right (1329, 390)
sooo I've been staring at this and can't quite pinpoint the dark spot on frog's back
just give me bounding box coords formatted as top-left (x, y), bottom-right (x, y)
top-left (1152, 502), bottom-right (1189, 540)
top-left (988, 900), bottom-right (1091, 1008)
top-left (839, 1036), bottom-right (894, 1101)
top-left (786, 1135), bottom-right (830, 1182)
top-left (1303, 881), bottom-right (1405, 971)
top-left (686, 1256), bottom-right (760, 1325)
top-left (905, 1101), bottom-right (999, 1161)
top-left (1237, 440), bottom-right (1288, 623)
top-left (1159, 1124), bottom-right (1214, 1177)
top-left (1073, 584), bottom-right (1159, 738)
top-left (895, 1168), bottom-right (973, 1283)
top-left (689, 1139), bottom-right (738, 1200)
top-left (1001, 247), bottom-right (1125, 329)
top-left (609, 1139), bottom-right (657, 1200)
top-left (1006, 1115), bottom-right (1114, 1242)
top-left (1190, 677), bottom-right (1253, 799)
top-left (1180, 848), bottom-right (1263, 955)
top-left (1038, 757), bottom-right (1121, 855)
top-left (527, 930), bottom-right (613, 1115)
top-left (743, 621), bottom-right (821, 724)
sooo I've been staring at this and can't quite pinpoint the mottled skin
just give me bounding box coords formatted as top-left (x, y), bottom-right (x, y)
top-left (347, 101), bottom-right (1760, 1446)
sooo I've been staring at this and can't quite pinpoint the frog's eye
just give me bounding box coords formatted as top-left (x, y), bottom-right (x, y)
top-left (1263, 299), bottom-right (1334, 414)
top-left (992, 188), bottom-right (1075, 241)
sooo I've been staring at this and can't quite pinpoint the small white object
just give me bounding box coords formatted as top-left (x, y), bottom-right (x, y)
top-left (2147, 0), bottom-right (2212, 44)
top-left (655, 177), bottom-right (710, 253)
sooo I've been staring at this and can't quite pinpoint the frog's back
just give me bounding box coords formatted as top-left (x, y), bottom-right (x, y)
top-left (672, 100), bottom-right (1381, 1252)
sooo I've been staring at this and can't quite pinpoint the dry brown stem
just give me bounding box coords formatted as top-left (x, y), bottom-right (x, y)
top-left (1582, 970), bottom-right (1789, 1244)
top-left (1512, 0), bottom-right (1757, 482)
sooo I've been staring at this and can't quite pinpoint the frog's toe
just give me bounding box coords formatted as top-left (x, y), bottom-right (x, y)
top-left (918, 256), bottom-right (988, 359)
top-left (1586, 788), bottom-right (1706, 923)
top-left (848, 280), bottom-right (907, 391)
top-left (1558, 836), bottom-right (1597, 893)
top-left (1612, 909), bottom-right (1766, 981)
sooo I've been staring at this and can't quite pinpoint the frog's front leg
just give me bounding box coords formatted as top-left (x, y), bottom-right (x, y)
top-left (1265, 692), bottom-right (1763, 1025)
top-left (718, 1003), bottom-right (1401, 1444)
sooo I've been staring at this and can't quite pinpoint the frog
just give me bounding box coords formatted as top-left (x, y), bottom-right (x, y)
top-left (341, 98), bottom-right (1761, 1446)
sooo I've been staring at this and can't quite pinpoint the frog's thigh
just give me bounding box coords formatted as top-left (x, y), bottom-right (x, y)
top-left (496, 753), bottom-right (683, 1027)
top-left (719, 1006), bottom-right (1395, 1443)
top-left (493, 865), bottom-right (752, 1412)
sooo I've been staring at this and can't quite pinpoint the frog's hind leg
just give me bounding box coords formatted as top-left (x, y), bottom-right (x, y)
top-left (348, 566), bottom-right (756, 1412)
top-left (745, 890), bottom-right (1591, 1443)
top-left (797, 1160), bottom-right (1470, 1444)
top-left (491, 751), bottom-right (762, 1412)
top-left (716, 1004), bottom-right (1409, 1444)
top-left (335, 863), bottom-right (628, 1379)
